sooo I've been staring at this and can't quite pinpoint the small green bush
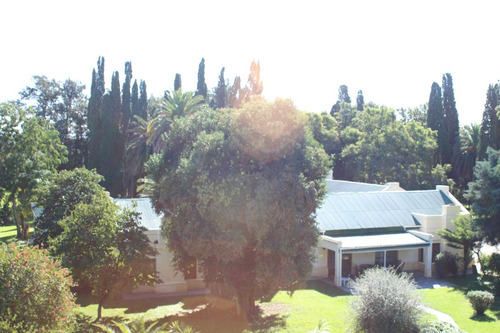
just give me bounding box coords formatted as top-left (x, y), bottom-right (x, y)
top-left (0, 242), bottom-right (77, 332)
top-left (466, 290), bottom-right (494, 315)
top-left (348, 267), bottom-right (422, 333)
top-left (419, 320), bottom-right (465, 332)
top-left (434, 252), bottom-right (459, 278)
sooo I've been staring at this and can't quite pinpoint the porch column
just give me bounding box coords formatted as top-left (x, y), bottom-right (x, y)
top-left (424, 242), bottom-right (432, 278)
top-left (383, 250), bottom-right (387, 267)
top-left (335, 248), bottom-right (343, 287)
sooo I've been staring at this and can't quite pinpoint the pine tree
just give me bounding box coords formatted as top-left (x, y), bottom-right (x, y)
top-left (87, 57), bottom-right (105, 171)
top-left (478, 84), bottom-right (500, 160)
top-left (215, 67), bottom-right (227, 109)
top-left (122, 61), bottom-right (133, 134)
top-left (174, 73), bottom-right (182, 91)
top-left (356, 90), bottom-right (364, 111)
top-left (131, 79), bottom-right (139, 118)
top-left (427, 82), bottom-right (451, 165)
top-left (196, 58), bottom-right (208, 100)
top-left (442, 73), bottom-right (460, 163)
top-left (138, 80), bottom-right (148, 119)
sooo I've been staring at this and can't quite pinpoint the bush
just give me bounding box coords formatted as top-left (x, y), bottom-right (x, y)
top-left (434, 252), bottom-right (459, 278)
top-left (419, 320), bottom-right (465, 333)
top-left (0, 242), bottom-right (76, 332)
top-left (348, 267), bottom-right (422, 333)
top-left (466, 290), bottom-right (494, 315)
top-left (482, 252), bottom-right (500, 276)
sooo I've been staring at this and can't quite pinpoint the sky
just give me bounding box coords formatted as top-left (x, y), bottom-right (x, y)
top-left (1, 0), bottom-right (499, 126)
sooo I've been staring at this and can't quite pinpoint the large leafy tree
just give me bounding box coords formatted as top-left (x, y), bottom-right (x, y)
top-left (437, 215), bottom-right (482, 276)
top-left (33, 168), bottom-right (105, 246)
top-left (149, 97), bottom-right (330, 317)
top-left (478, 84), bottom-right (500, 160)
top-left (427, 82), bottom-right (451, 165)
top-left (339, 105), bottom-right (449, 189)
top-left (53, 193), bottom-right (158, 321)
top-left (465, 148), bottom-right (500, 245)
top-left (0, 103), bottom-right (67, 239)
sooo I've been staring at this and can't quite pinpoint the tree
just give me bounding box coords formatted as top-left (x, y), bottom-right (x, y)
top-left (465, 148), bottom-right (500, 245)
top-left (215, 67), bottom-right (227, 109)
top-left (442, 73), bottom-right (460, 157)
top-left (195, 58), bottom-right (208, 100)
top-left (87, 57), bottom-right (105, 172)
top-left (149, 97), bottom-right (330, 317)
top-left (33, 168), bottom-right (106, 246)
top-left (330, 85), bottom-right (351, 117)
top-left (478, 84), bottom-right (500, 160)
top-left (349, 267), bottom-right (422, 333)
top-left (0, 103), bottom-right (67, 239)
top-left (122, 61), bottom-right (133, 135)
top-left (19, 75), bottom-right (60, 121)
top-left (228, 76), bottom-right (242, 108)
top-left (454, 123), bottom-right (480, 185)
top-left (138, 80), bottom-right (148, 119)
top-left (356, 90), bottom-right (364, 111)
top-left (131, 79), bottom-right (140, 119)
top-left (0, 242), bottom-right (76, 332)
top-left (53, 194), bottom-right (158, 321)
top-left (437, 215), bottom-right (482, 276)
top-left (398, 104), bottom-right (428, 126)
top-left (247, 60), bottom-right (263, 96)
top-left (427, 82), bottom-right (451, 165)
top-left (174, 73), bottom-right (182, 92)
top-left (125, 115), bottom-right (151, 197)
top-left (146, 90), bottom-right (205, 153)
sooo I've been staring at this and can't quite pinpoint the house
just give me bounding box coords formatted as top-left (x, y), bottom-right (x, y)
top-left (311, 180), bottom-right (469, 287)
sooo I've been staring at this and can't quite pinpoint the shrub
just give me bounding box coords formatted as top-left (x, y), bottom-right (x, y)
top-left (434, 252), bottom-right (459, 278)
top-left (419, 320), bottom-right (465, 333)
top-left (348, 267), bottom-right (422, 333)
top-left (482, 252), bottom-right (500, 276)
top-left (0, 242), bottom-right (76, 332)
top-left (466, 290), bottom-right (494, 315)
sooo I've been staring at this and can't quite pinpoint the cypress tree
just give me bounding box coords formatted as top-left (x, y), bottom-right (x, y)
top-left (87, 57), bottom-right (105, 171)
top-left (131, 80), bottom-right (139, 118)
top-left (478, 84), bottom-right (500, 160)
top-left (215, 67), bottom-right (227, 109)
top-left (122, 61), bottom-right (133, 133)
top-left (356, 90), bottom-right (364, 111)
top-left (442, 74), bottom-right (460, 149)
top-left (174, 73), bottom-right (182, 91)
top-left (138, 80), bottom-right (148, 119)
top-left (196, 58), bottom-right (208, 100)
top-left (228, 76), bottom-right (241, 108)
top-left (338, 85), bottom-right (351, 103)
top-left (248, 60), bottom-right (263, 95)
top-left (427, 82), bottom-right (451, 165)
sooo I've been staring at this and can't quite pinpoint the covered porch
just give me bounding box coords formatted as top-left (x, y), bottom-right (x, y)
top-left (320, 231), bottom-right (433, 287)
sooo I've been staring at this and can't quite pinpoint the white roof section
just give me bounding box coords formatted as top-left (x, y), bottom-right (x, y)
top-left (113, 198), bottom-right (162, 231)
top-left (322, 232), bottom-right (430, 253)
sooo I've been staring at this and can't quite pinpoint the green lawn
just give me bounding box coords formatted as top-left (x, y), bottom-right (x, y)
top-left (0, 223), bottom-right (34, 243)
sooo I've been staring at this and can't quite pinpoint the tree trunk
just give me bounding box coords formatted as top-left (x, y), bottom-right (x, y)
top-left (95, 294), bottom-right (109, 322)
top-left (11, 194), bottom-right (22, 239)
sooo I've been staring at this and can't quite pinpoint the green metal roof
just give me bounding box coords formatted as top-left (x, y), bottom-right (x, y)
top-left (326, 179), bottom-right (388, 193)
top-left (113, 198), bottom-right (162, 230)
top-left (316, 190), bottom-right (454, 232)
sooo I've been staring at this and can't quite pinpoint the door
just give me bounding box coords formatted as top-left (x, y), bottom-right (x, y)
top-left (327, 250), bottom-right (335, 278)
top-left (342, 253), bottom-right (352, 277)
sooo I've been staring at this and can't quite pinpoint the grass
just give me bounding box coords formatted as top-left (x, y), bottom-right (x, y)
top-left (0, 223), bottom-right (33, 243)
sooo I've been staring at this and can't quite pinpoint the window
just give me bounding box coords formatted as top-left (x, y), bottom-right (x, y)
top-left (418, 248), bottom-right (423, 262)
top-left (375, 251), bottom-right (384, 266)
top-left (432, 243), bottom-right (441, 262)
top-left (386, 251), bottom-right (398, 267)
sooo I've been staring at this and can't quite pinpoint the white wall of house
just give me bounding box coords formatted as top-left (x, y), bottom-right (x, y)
top-left (312, 247), bottom-right (328, 276)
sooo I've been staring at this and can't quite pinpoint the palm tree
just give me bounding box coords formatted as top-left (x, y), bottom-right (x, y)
top-left (146, 90), bottom-right (205, 152)
top-left (454, 123), bottom-right (481, 183)
top-left (125, 115), bottom-right (151, 197)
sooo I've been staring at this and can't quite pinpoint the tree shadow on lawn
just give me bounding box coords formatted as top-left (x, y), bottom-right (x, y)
top-left (305, 279), bottom-right (350, 297)
top-left (471, 313), bottom-right (496, 322)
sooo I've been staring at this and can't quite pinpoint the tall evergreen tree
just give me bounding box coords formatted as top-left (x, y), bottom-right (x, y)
top-left (174, 73), bottom-right (182, 91)
top-left (122, 61), bottom-right (133, 134)
top-left (138, 80), bottom-right (148, 119)
top-left (87, 57), bottom-right (105, 171)
top-left (131, 79), bottom-right (139, 118)
top-left (427, 82), bottom-right (451, 165)
top-left (356, 90), bottom-right (364, 111)
top-left (195, 58), bottom-right (208, 100)
top-left (330, 85), bottom-right (351, 117)
top-left (442, 73), bottom-right (460, 173)
top-left (478, 84), bottom-right (500, 160)
top-left (248, 60), bottom-right (263, 96)
top-left (215, 67), bottom-right (227, 109)
top-left (228, 76), bottom-right (242, 108)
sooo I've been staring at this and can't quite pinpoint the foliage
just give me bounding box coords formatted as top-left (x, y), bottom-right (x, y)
top-left (419, 320), bottom-right (465, 333)
top-left (307, 112), bottom-right (340, 157)
top-left (356, 90), bottom-right (364, 111)
top-left (149, 97), bottom-right (330, 317)
top-left (196, 58), bottom-right (208, 100)
top-left (453, 123), bottom-right (480, 186)
top-left (92, 317), bottom-right (173, 333)
top-left (0, 242), bottom-right (76, 332)
top-left (398, 103), bottom-right (428, 126)
top-left (482, 253), bottom-right (500, 276)
top-left (437, 214), bottom-right (482, 276)
top-left (310, 319), bottom-right (331, 333)
top-left (247, 60), bottom-right (263, 96)
top-left (53, 194), bottom-right (159, 320)
top-left (465, 148), bottom-right (500, 244)
top-left (33, 167), bottom-right (106, 246)
top-left (338, 105), bottom-right (449, 189)
top-left (214, 67), bottom-right (227, 109)
top-left (478, 84), bottom-right (500, 160)
top-left (428, 82), bottom-right (451, 165)
top-left (348, 267), bottom-right (422, 333)
top-left (442, 73), bottom-right (460, 164)
top-left (434, 252), bottom-right (459, 278)
top-left (467, 290), bottom-right (494, 315)
top-left (0, 103), bottom-right (68, 239)
top-left (174, 73), bottom-right (182, 91)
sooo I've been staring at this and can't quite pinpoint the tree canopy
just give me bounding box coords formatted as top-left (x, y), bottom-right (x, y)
top-left (149, 97), bottom-right (330, 317)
